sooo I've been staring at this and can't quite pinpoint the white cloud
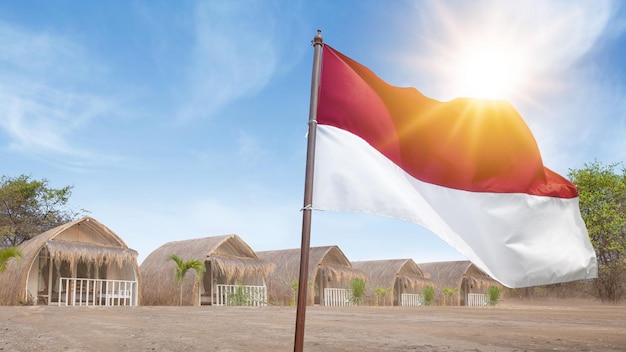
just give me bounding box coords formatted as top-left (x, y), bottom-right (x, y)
top-left (0, 21), bottom-right (122, 170)
top-left (0, 22), bottom-right (87, 77)
top-left (176, 1), bottom-right (305, 121)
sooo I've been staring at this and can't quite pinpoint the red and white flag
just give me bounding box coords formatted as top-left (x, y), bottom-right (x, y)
top-left (312, 45), bottom-right (597, 288)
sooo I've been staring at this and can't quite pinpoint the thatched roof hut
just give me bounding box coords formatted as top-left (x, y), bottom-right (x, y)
top-left (418, 260), bottom-right (501, 306)
top-left (140, 235), bottom-right (274, 306)
top-left (0, 216), bottom-right (139, 306)
top-left (352, 259), bottom-right (433, 306)
top-left (257, 246), bottom-right (366, 306)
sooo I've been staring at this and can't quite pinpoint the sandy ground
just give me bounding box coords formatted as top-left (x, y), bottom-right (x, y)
top-left (0, 300), bottom-right (624, 352)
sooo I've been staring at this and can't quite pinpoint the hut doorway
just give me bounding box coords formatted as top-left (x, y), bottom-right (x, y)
top-left (394, 279), bottom-right (402, 306)
top-left (315, 268), bottom-right (326, 305)
top-left (461, 276), bottom-right (469, 306)
top-left (201, 261), bottom-right (213, 305)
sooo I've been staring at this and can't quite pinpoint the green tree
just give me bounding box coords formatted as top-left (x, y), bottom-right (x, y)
top-left (568, 161), bottom-right (626, 303)
top-left (168, 254), bottom-right (206, 306)
top-left (0, 174), bottom-right (82, 246)
top-left (0, 246), bottom-right (23, 272)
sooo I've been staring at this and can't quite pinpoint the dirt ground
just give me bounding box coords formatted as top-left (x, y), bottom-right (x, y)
top-left (0, 300), bottom-right (624, 352)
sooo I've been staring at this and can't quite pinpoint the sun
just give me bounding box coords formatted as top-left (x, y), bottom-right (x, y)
top-left (451, 44), bottom-right (526, 100)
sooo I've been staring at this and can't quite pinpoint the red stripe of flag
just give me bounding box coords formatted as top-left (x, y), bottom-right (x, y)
top-left (317, 45), bottom-right (577, 198)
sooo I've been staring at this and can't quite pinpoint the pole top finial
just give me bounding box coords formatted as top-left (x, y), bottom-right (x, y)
top-left (312, 29), bottom-right (323, 45)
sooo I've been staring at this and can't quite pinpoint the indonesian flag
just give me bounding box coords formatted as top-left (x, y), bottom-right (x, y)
top-left (312, 45), bottom-right (597, 288)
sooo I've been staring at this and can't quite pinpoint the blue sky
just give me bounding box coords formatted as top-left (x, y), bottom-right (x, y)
top-left (1, 1), bottom-right (624, 265)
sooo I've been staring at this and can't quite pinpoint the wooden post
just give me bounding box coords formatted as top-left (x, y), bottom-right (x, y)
top-left (294, 29), bottom-right (323, 352)
top-left (47, 256), bottom-right (53, 306)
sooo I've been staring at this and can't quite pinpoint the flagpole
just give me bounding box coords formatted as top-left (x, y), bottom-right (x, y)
top-left (294, 29), bottom-right (323, 352)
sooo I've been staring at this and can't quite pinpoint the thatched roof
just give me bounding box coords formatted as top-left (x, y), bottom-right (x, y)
top-left (139, 234), bottom-right (274, 306)
top-left (0, 216), bottom-right (139, 305)
top-left (257, 246), bottom-right (364, 285)
top-left (46, 240), bottom-right (137, 268)
top-left (352, 259), bottom-right (432, 293)
top-left (257, 246), bottom-right (367, 305)
top-left (418, 260), bottom-right (499, 291)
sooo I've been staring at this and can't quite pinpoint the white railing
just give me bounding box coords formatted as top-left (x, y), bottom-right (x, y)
top-left (467, 293), bottom-right (488, 307)
top-left (58, 278), bottom-right (138, 307)
top-left (214, 284), bottom-right (267, 306)
top-left (401, 293), bottom-right (423, 307)
top-left (323, 288), bottom-right (352, 306)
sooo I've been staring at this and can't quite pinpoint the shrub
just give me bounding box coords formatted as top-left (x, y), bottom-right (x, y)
top-left (487, 285), bottom-right (501, 306)
top-left (349, 278), bottom-right (366, 306)
top-left (375, 287), bottom-right (392, 306)
top-left (442, 287), bottom-right (458, 306)
top-left (228, 282), bottom-right (251, 306)
top-left (290, 280), bottom-right (316, 306)
top-left (422, 285), bottom-right (435, 306)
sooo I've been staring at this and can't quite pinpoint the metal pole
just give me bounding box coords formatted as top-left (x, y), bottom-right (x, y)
top-left (294, 29), bottom-right (323, 352)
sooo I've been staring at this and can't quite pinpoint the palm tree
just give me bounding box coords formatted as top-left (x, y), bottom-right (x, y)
top-left (0, 246), bottom-right (23, 273)
top-left (168, 254), bottom-right (206, 306)
top-left (442, 287), bottom-right (459, 306)
top-left (375, 287), bottom-right (392, 306)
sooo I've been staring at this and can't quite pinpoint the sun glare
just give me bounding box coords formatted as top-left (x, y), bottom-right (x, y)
top-left (452, 45), bottom-right (525, 100)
